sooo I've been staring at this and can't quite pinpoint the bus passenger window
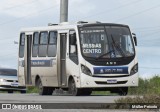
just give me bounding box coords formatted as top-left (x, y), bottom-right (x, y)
top-left (19, 33), bottom-right (25, 58)
top-left (48, 31), bottom-right (57, 57)
top-left (38, 32), bottom-right (48, 57)
top-left (32, 32), bottom-right (39, 57)
top-left (69, 30), bottom-right (78, 64)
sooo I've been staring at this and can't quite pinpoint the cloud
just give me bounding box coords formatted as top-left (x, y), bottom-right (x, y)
top-left (0, 0), bottom-right (59, 18)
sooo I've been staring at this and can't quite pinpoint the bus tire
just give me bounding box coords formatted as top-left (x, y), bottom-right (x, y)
top-left (21, 90), bottom-right (26, 94)
top-left (37, 78), bottom-right (48, 95)
top-left (118, 87), bottom-right (128, 96)
top-left (68, 78), bottom-right (81, 96)
top-left (47, 87), bottom-right (53, 95)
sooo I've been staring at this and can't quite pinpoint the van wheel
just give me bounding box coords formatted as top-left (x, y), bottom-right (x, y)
top-left (68, 78), bottom-right (81, 96)
top-left (118, 87), bottom-right (128, 96)
top-left (37, 78), bottom-right (48, 95)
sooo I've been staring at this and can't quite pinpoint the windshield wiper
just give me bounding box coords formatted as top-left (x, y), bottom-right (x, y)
top-left (111, 35), bottom-right (126, 57)
top-left (96, 50), bottom-right (115, 60)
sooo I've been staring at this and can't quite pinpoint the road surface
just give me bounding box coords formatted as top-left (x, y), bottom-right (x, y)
top-left (0, 93), bottom-right (133, 103)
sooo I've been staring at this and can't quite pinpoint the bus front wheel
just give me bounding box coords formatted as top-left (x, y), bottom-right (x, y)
top-left (118, 87), bottom-right (128, 96)
top-left (68, 78), bottom-right (81, 96)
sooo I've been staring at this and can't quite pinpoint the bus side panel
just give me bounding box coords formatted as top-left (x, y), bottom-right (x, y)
top-left (18, 59), bottom-right (25, 86)
top-left (31, 58), bottom-right (58, 87)
top-left (66, 58), bottom-right (81, 87)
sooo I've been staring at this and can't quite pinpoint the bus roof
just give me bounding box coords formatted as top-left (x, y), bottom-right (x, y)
top-left (20, 21), bottom-right (129, 33)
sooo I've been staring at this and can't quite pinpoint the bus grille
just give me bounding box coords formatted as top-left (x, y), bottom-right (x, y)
top-left (93, 75), bottom-right (129, 78)
top-left (95, 81), bottom-right (127, 85)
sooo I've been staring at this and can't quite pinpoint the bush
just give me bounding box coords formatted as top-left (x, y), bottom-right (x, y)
top-left (115, 94), bottom-right (160, 103)
top-left (128, 76), bottom-right (160, 95)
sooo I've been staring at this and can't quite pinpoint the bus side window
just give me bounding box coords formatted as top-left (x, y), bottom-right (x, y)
top-left (69, 30), bottom-right (78, 64)
top-left (48, 31), bottom-right (57, 57)
top-left (19, 33), bottom-right (25, 58)
top-left (32, 32), bottom-right (39, 57)
top-left (38, 31), bottom-right (48, 57)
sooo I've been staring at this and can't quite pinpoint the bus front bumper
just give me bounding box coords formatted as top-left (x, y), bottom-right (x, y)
top-left (80, 73), bottom-right (138, 88)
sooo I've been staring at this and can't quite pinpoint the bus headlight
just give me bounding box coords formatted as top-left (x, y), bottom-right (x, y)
top-left (81, 65), bottom-right (92, 76)
top-left (0, 79), bottom-right (7, 82)
top-left (130, 63), bottom-right (138, 75)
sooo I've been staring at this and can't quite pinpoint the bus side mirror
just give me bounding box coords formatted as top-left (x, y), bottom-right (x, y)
top-left (132, 33), bottom-right (137, 46)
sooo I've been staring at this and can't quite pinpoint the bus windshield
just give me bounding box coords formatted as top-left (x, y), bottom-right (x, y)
top-left (79, 25), bottom-right (135, 59)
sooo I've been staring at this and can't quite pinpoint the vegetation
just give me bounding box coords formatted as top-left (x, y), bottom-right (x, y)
top-left (115, 94), bottom-right (160, 103)
top-left (128, 76), bottom-right (160, 95)
top-left (27, 86), bottom-right (39, 93)
top-left (115, 76), bottom-right (160, 103)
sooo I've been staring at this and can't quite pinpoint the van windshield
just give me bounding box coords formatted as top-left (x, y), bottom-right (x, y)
top-left (79, 25), bottom-right (135, 59)
top-left (0, 69), bottom-right (17, 76)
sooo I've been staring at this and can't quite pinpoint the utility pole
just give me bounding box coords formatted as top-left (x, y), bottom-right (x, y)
top-left (60, 0), bottom-right (68, 23)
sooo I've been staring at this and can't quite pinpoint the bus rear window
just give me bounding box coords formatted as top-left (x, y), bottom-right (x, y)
top-left (19, 33), bottom-right (25, 58)
top-left (20, 33), bottom-right (25, 45)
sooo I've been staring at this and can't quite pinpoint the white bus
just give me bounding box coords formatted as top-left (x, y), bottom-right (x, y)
top-left (18, 21), bottom-right (138, 96)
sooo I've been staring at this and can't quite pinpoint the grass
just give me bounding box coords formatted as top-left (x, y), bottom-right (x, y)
top-left (92, 91), bottom-right (110, 95)
top-left (27, 86), bottom-right (39, 93)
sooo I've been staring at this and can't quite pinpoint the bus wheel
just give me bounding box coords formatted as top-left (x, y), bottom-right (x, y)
top-left (68, 79), bottom-right (81, 96)
top-left (118, 87), bottom-right (128, 96)
top-left (21, 90), bottom-right (26, 94)
top-left (37, 78), bottom-right (47, 95)
top-left (47, 87), bottom-right (53, 95)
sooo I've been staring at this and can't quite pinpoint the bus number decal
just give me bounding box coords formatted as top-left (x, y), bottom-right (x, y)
top-left (19, 60), bottom-right (54, 67)
top-left (94, 66), bottom-right (128, 74)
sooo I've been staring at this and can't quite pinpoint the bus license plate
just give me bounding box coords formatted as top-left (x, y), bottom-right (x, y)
top-left (107, 80), bottom-right (117, 84)
top-left (11, 82), bottom-right (19, 87)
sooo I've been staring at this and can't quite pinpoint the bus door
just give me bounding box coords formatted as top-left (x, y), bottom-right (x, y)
top-left (57, 32), bottom-right (67, 87)
top-left (24, 34), bottom-right (32, 85)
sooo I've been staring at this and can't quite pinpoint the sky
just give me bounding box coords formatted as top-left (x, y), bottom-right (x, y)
top-left (0, 0), bottom-right (160, 79)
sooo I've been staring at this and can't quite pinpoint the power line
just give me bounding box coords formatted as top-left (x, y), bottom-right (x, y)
top-left (133, 26), bottom-right (160, 30)
top-left (0, 4), bottom-right (59, 26)
top-left (139, 30), bottom-right (160, 38)
top-left (115, 4), bottom-right (160, 22)
top-left (76, 0), bottom-right (143, 21)
top-left (136, 29), bottom-right (160, 32)
top-left (0, 52), bottom-right (17, 58)
top-left (2, 0), bottom-right (37, 10)
top-left (140, 67), bottom-right (160, 69)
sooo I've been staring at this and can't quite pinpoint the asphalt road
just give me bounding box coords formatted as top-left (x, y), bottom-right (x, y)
top-left (0, 93), bottom-right (132, 103)
top-left (0, 94), bottom-right (151, 112)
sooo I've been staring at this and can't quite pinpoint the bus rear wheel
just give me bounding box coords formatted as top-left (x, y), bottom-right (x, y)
top-left (37, 78), bottom-right (53, 95)
top-left (21, 90), bottom-right (26, 94)
top-left (68, 78), bottom-right (81, 96)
